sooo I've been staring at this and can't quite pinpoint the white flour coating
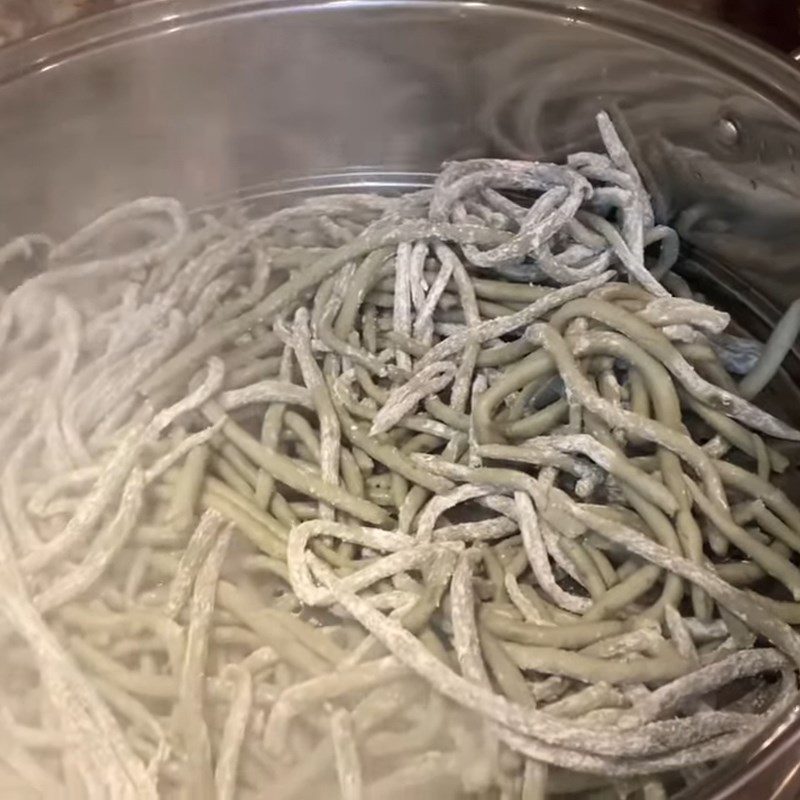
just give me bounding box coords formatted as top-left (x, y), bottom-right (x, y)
top-left (1, 111), bottom-right (799, 798)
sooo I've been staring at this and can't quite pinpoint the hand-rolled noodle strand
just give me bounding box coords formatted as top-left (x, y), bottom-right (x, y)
top-left (330, 707), bottom-right (364, 800)
top-left (176, 526), bottom-right (232, 799)
top-left (739, 298), bottom-right (800, 399)
top-left (214, 664), bottom-right (252, 800)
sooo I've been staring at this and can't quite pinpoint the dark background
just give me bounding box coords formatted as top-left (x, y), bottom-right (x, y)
top-left (1, 1), bottom-right (799, 52)
top-left (670, 0), bottom-right (800, 51)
